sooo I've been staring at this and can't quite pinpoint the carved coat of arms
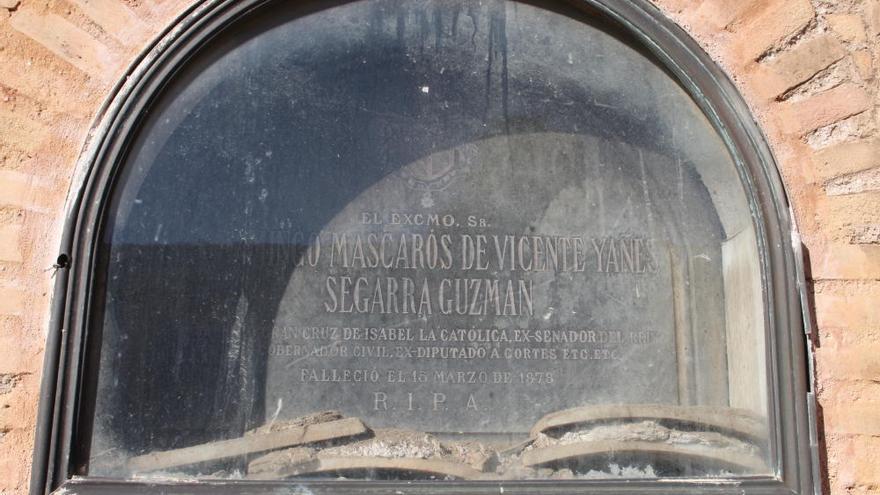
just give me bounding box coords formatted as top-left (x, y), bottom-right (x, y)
top-left (397, 144), bottom-right (477, 207)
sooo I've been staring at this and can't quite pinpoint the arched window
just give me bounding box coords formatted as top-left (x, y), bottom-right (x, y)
top-left (34, 0), bottom-right (817, 493)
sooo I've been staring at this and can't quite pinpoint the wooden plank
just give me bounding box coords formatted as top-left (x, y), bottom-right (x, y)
top-left (669, 248), bottom-right (695, 405)
top-left (247, 446), bottom-right (317, 479)
top-left (250, 455), bottom-right (484, 480)
top-left (529, 404), bottom-right (766, 443)
top-left (521, 440), bottom-right (767, 473)
top-left (127, 417), bottom-right (367, 473)
top-left (686, 245), bottom-right (731, 406)
top-left (722, 226), bottom-right (769, 416)
top-left (260, 456), bottom-right (485, 480)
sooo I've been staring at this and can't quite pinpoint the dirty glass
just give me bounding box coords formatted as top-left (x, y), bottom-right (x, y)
top-left (84, 0), bottom-right (773, 482)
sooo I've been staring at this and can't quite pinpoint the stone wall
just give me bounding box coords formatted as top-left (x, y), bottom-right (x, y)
top-left (0, 0), bottom-right (877, 493)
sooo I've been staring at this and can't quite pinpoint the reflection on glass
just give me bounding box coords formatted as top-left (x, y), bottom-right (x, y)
top-left (86, 0), bottom-right (771, 482)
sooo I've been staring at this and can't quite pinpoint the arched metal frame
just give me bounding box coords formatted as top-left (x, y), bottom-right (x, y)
top-left (31, 0), bottom-right (820, 494)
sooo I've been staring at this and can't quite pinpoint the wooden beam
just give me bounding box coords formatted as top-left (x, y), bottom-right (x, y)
top-left (251, 455), bottom-right (485, 480)
top-left (521, 440), bottom-right (767, 473)
top-left (530, 404), bottom-right (766, 443)
top-left (127, 417), bottom-right (367, 473)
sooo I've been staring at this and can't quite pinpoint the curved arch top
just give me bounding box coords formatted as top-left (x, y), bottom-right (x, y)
top-left (33, 1), bottom-right (816, 494)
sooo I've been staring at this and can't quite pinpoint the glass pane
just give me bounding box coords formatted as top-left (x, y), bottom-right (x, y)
top-left (85, 0), bottom-right (772, 482)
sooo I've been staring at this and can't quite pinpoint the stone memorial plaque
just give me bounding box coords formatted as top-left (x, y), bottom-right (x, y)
top-left (265, 134), bottom-right (694, 435)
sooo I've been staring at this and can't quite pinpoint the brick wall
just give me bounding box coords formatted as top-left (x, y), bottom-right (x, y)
top-left (0, 0), bottom-right (878, 493)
